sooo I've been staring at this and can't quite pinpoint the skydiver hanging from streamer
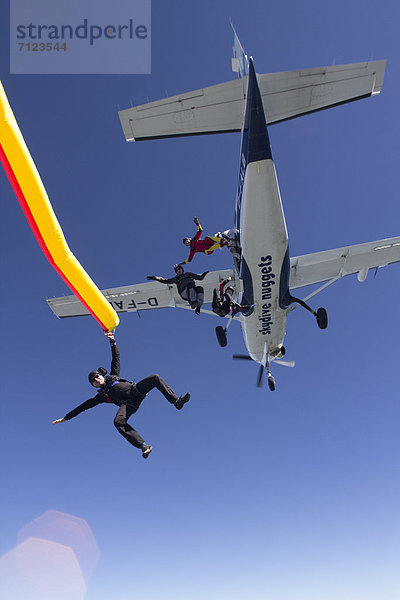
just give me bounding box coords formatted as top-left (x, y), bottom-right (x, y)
top-left (180, 217), bottom-right (228, 264)
top-left (147, 263), bottom-right (208, 315)
top-left (52, 332), bottom-right (190, 459)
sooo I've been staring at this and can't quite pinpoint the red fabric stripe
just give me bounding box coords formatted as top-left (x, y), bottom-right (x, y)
top-left (0, 142), bottom-right (108, 330)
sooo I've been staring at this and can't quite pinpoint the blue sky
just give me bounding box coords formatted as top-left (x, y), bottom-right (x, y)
top-left (1, 1), bottom-right (399, 599)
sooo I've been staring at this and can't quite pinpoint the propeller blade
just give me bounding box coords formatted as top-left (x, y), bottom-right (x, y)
top-left (232, 354), bottom-right (253, 361)
top-left (273, 359), bottom-right (295, 368)
top-left (256, 364), bottom-right (264, 387)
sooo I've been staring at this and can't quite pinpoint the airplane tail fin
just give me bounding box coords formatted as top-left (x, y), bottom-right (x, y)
top-left (231, 23), bottom-right (248, 78)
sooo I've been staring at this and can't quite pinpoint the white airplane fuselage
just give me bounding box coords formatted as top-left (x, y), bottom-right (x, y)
top-left (236, 59), bottom-right (290, 364)
top-left (240, 161), bottom-right (288, 362)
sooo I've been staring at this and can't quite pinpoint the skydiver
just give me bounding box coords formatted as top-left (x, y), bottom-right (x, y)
top-left (147, 264), bottom-right (208, 315)
top-left (212, 278), bottom-right (252, 317)
top-left (52, 332), bottom-right (190, 459)
top-left (181, 217), bottom-right (228, 264)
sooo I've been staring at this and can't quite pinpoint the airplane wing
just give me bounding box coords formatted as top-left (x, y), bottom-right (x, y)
top-left (119, 60), bottom-right (386, 141)
top-left (47, 237), bottom-right (399, 319)
top-left (289, 237), bottom-right (400, 289)
top-left (47, 269), bottom-right (237, 319)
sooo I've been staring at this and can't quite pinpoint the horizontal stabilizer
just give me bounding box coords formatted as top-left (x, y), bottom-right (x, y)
top-left (119, 60), bottom-right (386, 141)
top-left (289, 236), bottom-right (400, 289)
top-left (47, 269), bottom-right (236, 319)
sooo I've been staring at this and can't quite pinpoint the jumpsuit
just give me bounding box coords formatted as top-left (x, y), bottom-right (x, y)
top-left (63, 339), bottom-right (181, 449)
top-left (158, 270), bottom-right (208, 309)
top-left (183, 221), bottom-right (227, 264)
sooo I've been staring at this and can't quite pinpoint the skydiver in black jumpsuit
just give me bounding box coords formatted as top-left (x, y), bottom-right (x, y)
top-left (147, 264), bottom-right (209, 315)
top-left (52, 332), bottom-right (190, 459)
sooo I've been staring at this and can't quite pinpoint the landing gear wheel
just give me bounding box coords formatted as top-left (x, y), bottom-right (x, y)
top-left (280, 346), bottom-right (286, 356)
top-left (267, 375), bottom-right (276, 391)
top-left (215, 326), bottom-right (227, 347)
top-left (316, 307), bottom-right (328, 330)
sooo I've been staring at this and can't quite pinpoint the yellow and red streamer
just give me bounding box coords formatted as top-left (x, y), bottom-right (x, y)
top-left (0, 81), bottom-right (119, 332)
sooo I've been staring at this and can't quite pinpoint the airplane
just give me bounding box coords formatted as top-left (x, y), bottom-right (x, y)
top-left (47, 27), bottom-right (400, 391)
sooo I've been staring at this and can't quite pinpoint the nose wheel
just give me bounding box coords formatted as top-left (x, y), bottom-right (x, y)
top-left (267, 374), bottom-right (276, 391)
top-left (264, 355), bottom-right (276, 392)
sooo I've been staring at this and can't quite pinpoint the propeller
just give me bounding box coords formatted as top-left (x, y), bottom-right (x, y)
top-left (233, 354), bottom-right (295, 368)
top-left (256, 363), bottom-right (264, 388)
top-left (233, 353), bottom-right (295, 388)
top-left (233, 355), bottom-right (265, 387)
top-left (272, 359), bottom-right (295, 368)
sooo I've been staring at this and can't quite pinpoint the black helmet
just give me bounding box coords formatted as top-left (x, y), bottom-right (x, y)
top-left (88, 366), bottom-right (107, 385)
top-left (174, 264), bottom-right (184, 273)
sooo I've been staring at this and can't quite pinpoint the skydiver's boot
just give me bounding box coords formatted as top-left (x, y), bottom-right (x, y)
top-left (142, 444), bottom-right (153, 459)
top-left (175, 392), bottom-right (190, 410)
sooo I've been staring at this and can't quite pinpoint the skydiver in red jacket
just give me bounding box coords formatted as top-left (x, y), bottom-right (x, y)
top-left (180, 217), bottom-right (228, 264)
